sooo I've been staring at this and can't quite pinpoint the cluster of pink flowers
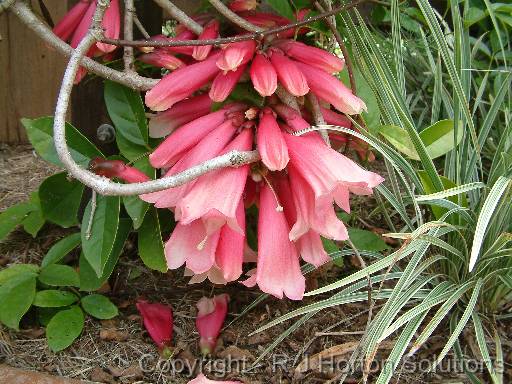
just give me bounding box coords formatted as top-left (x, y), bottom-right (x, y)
top-left (68, 1), bottom-right (383, 300)
top-left (52, 0), bottom-right (120, 82)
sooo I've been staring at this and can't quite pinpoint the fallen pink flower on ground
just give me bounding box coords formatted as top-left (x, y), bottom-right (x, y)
top-left (195, 294), bottom-right (229, 355)
top-left (187, 373), bottom-right (242, 384)
top-left (136, 300), bottom-right (173, 351)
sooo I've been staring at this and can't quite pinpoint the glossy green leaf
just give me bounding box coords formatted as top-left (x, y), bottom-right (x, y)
top-left (104, 80), bottom-right (149, 160)
top-left (41, 233), bottom-right (82, 268)
top-left (419, 120), bottom-right (464, 159)
top-left (79, 219), bottom-right (131, 291)
top-left (122, 158), bottom-right (153, 229)
top-left (265, 0), bottom-right (295, 20)
top-left (0, 201), bottom-right (36, 240)
top-left (21, 117), bottom-right (103, 167)
top-left (39, 264), bottom-right (80, 287)
top-left (33, 290), bottom-right (78, 307)
top-left (22, 192), bottom-right (45, 237)
top-left (0, 274), bottom-right (36, 329)
top-left (81, 294), bottom-right (118, 319)
top-left (348, 228), bottom-right (389, 252)
top-left (39, 173), bottom-right (84, 228)
top-left (81, 195), bottom-right (120, 277)
top-left (46, 306), bottom-right (84, 352)
top-left (0, 264), bottom-right (39, 286)
top-left (379, 125), bottom-right (420, 160)
top-left (138, 207), bottom-right (167, 272)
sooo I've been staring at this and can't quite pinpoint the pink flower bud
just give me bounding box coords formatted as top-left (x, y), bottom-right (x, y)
top-left (187, 373), bottom-right (242, 384)
top-left (241, 12), bottom-right (289, 29)
top-left (145, 52), bottom-right (221, 111)
top-left (209, 64), bottom-right (247, 102)
top-left (216, 41), bottom-right (256, 72)
top-left (52, 0), bottom-right (91, 42)
top-left (228, 0), bottom-right (258, 12)
top-left (89, 158), bottom-right (149, 183)
top-left (294, 61), bottom-right (367, 115)
top-left (195, 294), bottom-right (229, 355)
top-left (193, 20), bottom-right (220, 61)
top-left (136, 300), bottom-right (173, 350)
top-left (257, 107), bottom-right (289, 171)
top-left (274, 40), bottom-right (344, 74)
top-left (149, 93), bottom-right (213, 138)
top-left (139, 50), bottom-right (185, 70)
top-left (250, 53), bottom-right (277, 97)
top-left (269, 50), bottom-right (309, 97)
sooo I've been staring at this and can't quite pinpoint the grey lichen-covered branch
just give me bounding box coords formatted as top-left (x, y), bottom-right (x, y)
top-left (152, 0), bottom-right (203, 34)
top-left (52, 1), bottom-right (260, 197)
top-left (9, 1), bottom-right (157, 91)
top-left (208, 0), bottom-right (263, 33)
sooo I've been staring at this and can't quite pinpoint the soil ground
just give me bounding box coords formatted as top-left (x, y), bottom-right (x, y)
top-left (1, 145), bottom-right (510, 384)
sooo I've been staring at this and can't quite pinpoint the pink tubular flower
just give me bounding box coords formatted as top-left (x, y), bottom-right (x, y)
top-left (139, 50), bottom-right (185, 71)
top-left (216, 41), bottom-right (256, 72)
top-left (253, 184), bottom-right (305, 300)
top-left (275, 40), bottom-right (344, 74)
top-left (257, 107), bottom-right (289, 171)
top-left (96, 0), bottom-right (120, 53)
top-left (215, 199), bottom-right (245, 282)
top-left (89, 158), bottom-right (150, 183)
top-left (321, 107), bottom-right (352, 127)
top-left (294, 61), bottom-right (367, 115)
top-left (275, 175), bottom-right (330, 267)
top-left (52, 0), bottom-right (91, 42)
top-left (193, 20), bottom-right (220, 61)
top-left (69, 1), bottom-right (96, 50)
top-left (284, 133), bottom-right (384, 212)
top-left (175, 128), bottom-right (253, 235)
top-left (250, 53), bottom-right (278, 97)
top-left (228, 0), bottom-right (258, 12)
top-left (142, 115), bottom-right (241, 208)
top-left (209, 64), bottom-right (247, 102)
top-left (149, 107), bottom-right (235, 168)
top-left (270, 50), bottom-right (309, 97)
top-left (145, 52), bottom-right (221, 111)
top-left (165, 220), bottom-right (220, 273)
top-left (187, 374), bottom-right (242, 384)
top-left (241, 12), bottom-right (289, 29)
top-left (136, 300), bottom-right (173, 350)
top-left (288, 165), bottom-right (348, 241)
top-left (196, 294), bottom-right (229, 355)
top-left (148, 93), bottom-right (213, 138)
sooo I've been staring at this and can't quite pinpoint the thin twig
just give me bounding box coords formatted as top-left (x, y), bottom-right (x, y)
top-left (85, 191), bottom-right (97, 240)
top-left (275, 85), bottom-right (300, 111)
top-left (208, 0), bottom-right (263, 33)
top-left (315, 1), bottom-right (357, 94)
top-left (0, 0), bottom-right (16, 15)
top-left (152, 0), bottom-right (203, 34)
top-left (307, 92), bottom-right (331, 145)
top-left (134, 14), bottom-right (150, 39)
top-left (100, 0), bottom-right (366, 47)
top-left (10, 1), bottom-right (157, 91)
top-left (123, 0), bottom-right (135, 73)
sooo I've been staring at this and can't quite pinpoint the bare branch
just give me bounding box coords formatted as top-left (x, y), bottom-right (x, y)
top-left (10, 1), bottom-right (157, 91)
top-left (315, 1), bottom-right (357, 94)
top-left (275, 85), bottom-right (300, 111)
top-left (134, 14), bottom-right (150, 39)
top-left (0, 0), bottom-right (15, 14)
top-left (153, 0), bottom-right (203, 34)
top-left (123, 0), bottom-right (135, 73)
top-left (307, 93), bottom-right (330, 145)
top-left (208, 0), bottom-right (263, 33)
top-left (100, 0), bottom-right (366, 47)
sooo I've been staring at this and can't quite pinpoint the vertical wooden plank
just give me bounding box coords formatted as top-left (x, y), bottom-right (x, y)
top-left (0, 0), bottom-right (69, 143)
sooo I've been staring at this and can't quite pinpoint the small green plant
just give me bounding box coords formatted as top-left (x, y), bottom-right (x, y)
top-left (0, 262), bottom-right (117, 352)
